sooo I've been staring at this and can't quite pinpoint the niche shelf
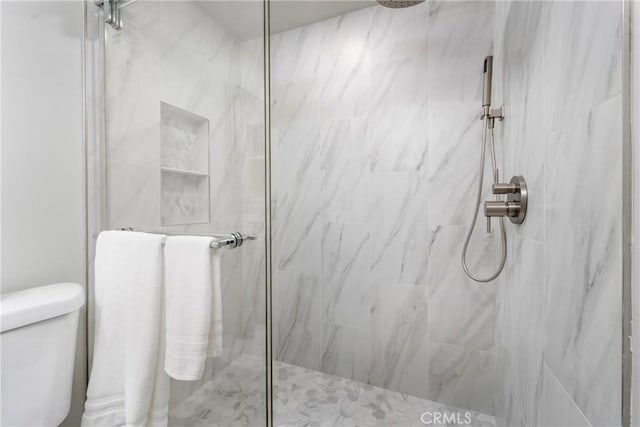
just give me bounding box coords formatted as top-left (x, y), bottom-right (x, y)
top-left (160, 167), bottom-right (210, 177)
top-left (160, 102), bottom-right (210, 226)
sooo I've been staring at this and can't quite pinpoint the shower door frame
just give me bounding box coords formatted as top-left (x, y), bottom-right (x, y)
top-left (622, 0), bottom-right (634, 425)
top-left (263, 0), bottom-right (273, 425)
top-left (83, 1), bottom-right (274, 425)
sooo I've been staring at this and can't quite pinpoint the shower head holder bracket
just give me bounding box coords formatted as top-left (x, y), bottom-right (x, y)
top-left (481, 106), bottom-right (505, 127)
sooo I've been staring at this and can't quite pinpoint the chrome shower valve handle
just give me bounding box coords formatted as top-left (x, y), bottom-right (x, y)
top-left (492, 182), bottom-right (518, 194)
top-left (484, 175), bottom-right (528, 224)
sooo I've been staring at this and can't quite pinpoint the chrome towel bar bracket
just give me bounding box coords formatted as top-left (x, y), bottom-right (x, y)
top-left (117, 228), bottom-right (258, 250)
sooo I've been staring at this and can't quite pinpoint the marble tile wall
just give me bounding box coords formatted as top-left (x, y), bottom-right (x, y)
top-left (271, 1), bottom-right (497, 415)
top-left (495, 1), bottom-right (623, 426)
top-left (102, 0), bottom-right (266, 410)
top-left (100, 0), bottom-right (624, 422)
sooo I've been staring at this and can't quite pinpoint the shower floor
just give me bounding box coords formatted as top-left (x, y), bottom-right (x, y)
top-left (168, 354), bottom-right (496, 427)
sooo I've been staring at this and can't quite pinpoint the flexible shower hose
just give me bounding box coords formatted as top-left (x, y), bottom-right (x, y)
top-left (461, 116), bottom-right (507, 283)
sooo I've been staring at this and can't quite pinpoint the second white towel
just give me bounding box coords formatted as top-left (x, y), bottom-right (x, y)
top-left (164, 236), bottom-right (223, 381)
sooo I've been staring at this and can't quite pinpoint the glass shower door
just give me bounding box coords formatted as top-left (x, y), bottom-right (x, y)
top-left (267, 1), bottom-right (629, 426)
top-left (85, 1), bottom-right (269, 425)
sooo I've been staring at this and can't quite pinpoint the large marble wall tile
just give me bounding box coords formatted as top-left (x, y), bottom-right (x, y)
top-left (272, 117), bottom-right (322, 274)
top-left (369, 2), bottom-right (429, 64)
top-left (427, 1), bottom-right (494, 104)
top-left (428, 342), bottom-right (496, 415)
top-left (503, 236), bottom-right (544, 426)
top-left (493, 262), bottom-right (510, 427)
top-left (272, 121), bottom-right (322, 200)
top-left (494, 364), bottom-right (524, 427)
top-left (272, 192), bottom-right (321, 276)
top-left (495, 2), bottom-right (624, 425)
top-left (239, 37), bottom-right (266, 100)
top-left (321, 324), bottom-right (371, 383)
top-left (494, 5), bottom-right (547, 425)
top-left (270, 1), bottom-right (499, 413)
top-left (369, 171), bottom-right (429, 286)
top-left (428, 226), bottom-right (496, 351)
top-left (367, 55), bottom-right (429, 172)
top-left (427, 102), bottom-right (495, 227)
top-left (235, 87), bottom-right (266, 220)
top-left (543, 0), bottom-right (622, 132)
top-left (271, 80), bottom-right (321, 132)
top-left (321, 221), bottom-right (371, 330)
top-left (494, 2), bottom-right (543, 417)
top-left (108, 161), bottom-right (160, 228)
top-left (316, 9), bottom-right (372, 121)
top-left (316, 7), bottom-right (372, 77)
top-left (270, 25), bottom-right (322, 86)
top-left (277, 318), bottom-right (323, 373)
top-left (320, 119), bottom-right (369, 224)
top-left (501, 1), bottom-right (545, 243)
top-left (209, 94), bottom-right (243, 223)
top-left (537, 364), bottom-right (592, 427)
top-left (274, 270), bottom-right (323, 371)
top-left (370, 282), bottom-right (429, 399)
top-left (544, 95), bottom-right (622, 426)
top-left (274, 269), bottom-right (322, 330)
top-left (491, 1), bottom-right (512, 105)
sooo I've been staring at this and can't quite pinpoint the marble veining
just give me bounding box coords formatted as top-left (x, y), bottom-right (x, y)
top-left (370, 283), bottom-right (429, 399)
top-left (321, 222), bottom-right (371, 330)
top-left (272, 0), bottom-right (496, 415)
top-left (494, 1), bottom-right (623, 426)
top-left (497, 236), bottom-right (544, 426)
top-left (427, 226), bottom-right (497, 352)
top-left (169, 354), bottom-right (496, 427)
top-left (544, 95), bottom-right (622, 426)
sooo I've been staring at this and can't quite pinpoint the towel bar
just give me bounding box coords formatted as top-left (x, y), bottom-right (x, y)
top-left (117, 228), bottom-right (258, 249)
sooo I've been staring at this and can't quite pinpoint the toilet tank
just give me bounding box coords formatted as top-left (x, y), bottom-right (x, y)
top-left (0, 283), bottom-right (84, 427)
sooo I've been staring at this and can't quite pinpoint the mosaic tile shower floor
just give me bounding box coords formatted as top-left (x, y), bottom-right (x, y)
top-left (168, 354), bottom-right (496, 427)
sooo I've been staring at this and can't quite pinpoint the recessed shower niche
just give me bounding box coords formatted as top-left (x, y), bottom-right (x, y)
top-left (160, 102), bottom-right (210, 225)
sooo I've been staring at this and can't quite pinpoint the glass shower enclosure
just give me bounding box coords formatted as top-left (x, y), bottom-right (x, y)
top-left (85, 0), bottom-right (632, 426)
top-left (85, 0), bottom-right (270, 424)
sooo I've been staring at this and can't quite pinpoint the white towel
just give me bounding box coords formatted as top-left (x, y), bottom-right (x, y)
top-left (82, 231), bottom-right (169, 427)
top-left (163, 236), bottom-right (223, 381)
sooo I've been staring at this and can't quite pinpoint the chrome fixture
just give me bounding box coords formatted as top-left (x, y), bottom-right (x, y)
top-left (481, 56), bottom-right (505, 126)
top-left (118, 228), bottom-right (257, 250)
top-left (376, 0), bottom-right (426, 8)
top-left (482, 54), bottom-right (493, 109)
top-left (484, 176), bottom-right (528, 225)
top-left (95, 0), bottom-right (122, 31)
top-left (461, 55), bottom-right (511, 283)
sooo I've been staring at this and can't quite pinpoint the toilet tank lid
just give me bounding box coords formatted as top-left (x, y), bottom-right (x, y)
top-left (1, 283), bottom-right (85, 333)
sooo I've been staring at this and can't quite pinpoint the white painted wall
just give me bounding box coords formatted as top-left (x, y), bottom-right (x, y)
top-left (0, 1), bottom-right (86, 425)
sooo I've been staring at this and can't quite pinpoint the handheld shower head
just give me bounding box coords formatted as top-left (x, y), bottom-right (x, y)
top-left (482, 56), bottom-right (493, 108)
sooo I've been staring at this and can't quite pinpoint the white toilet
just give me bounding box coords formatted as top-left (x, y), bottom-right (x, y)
top-left (0, 282), bottom-right (84, 427)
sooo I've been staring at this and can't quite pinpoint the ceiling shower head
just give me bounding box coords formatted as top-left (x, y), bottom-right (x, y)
top-left (376, 0), bottom-right (425, 8)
